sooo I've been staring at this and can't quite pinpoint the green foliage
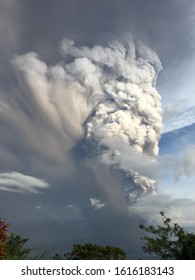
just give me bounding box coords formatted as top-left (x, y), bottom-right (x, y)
top-left (53, 243), bottom-right (127, 260)
top-left (0, 218), bottom-right (31, 260)
top-left (140, 211), bottom-right (195, 260)
top-left (4, 233), bottom-right (31, 260)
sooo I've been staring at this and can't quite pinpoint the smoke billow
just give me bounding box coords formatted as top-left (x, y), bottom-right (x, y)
top-left (61, 37), bottom-right (163, 199)
top-left (9, 36), bottom-right (162, 202)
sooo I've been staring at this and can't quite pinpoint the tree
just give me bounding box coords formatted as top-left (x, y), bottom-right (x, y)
top-left (4, 233), bottom-right (31, 260)
top-left (140, 211), bottom-right (195, 260)
top-left (0, 218), bottom-right (31, 260)
top-left (53, 243), bottom-right (127, 260)
top-left (0, 218), bottom-right (9, 259)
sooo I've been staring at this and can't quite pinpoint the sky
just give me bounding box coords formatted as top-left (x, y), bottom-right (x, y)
top-left (1, 0), bottom-right (195, 259)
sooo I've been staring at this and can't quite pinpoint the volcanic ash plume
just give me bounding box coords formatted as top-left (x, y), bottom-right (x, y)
top-left (61, 38), bottom-right (163, 199)
top-left (11, 37), bottom-right (163, 200)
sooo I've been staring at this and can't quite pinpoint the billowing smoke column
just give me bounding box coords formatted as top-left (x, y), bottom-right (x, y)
top-left (61, 37), bottom-right (163, 199)
top-left (12, 36), bottom-right (163, 201)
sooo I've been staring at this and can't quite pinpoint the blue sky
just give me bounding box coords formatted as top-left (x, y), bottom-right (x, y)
top-left (0, 0), bottom-right (195, 258)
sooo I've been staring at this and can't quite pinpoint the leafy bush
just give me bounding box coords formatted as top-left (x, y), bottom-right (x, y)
top-left (140, 211), bottom-right (195, 260)
top-left (0, 218), bottom-right (31, 260)
top-left (54, 243), bottom-right (127, 260)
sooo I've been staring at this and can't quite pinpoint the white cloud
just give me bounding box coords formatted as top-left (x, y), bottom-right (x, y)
top-left (129, 193), bottom-right (195, 227)
top-left (67, 204), bottom-right (75, 208)
top-left (162, 105), bottom-right (195, 133)
top-left (0, 171), bottom-right (49, 194)
top-left (90, 198), bottom-right (106, 210)
top-left (159, 145), bottom-right (195, 184)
